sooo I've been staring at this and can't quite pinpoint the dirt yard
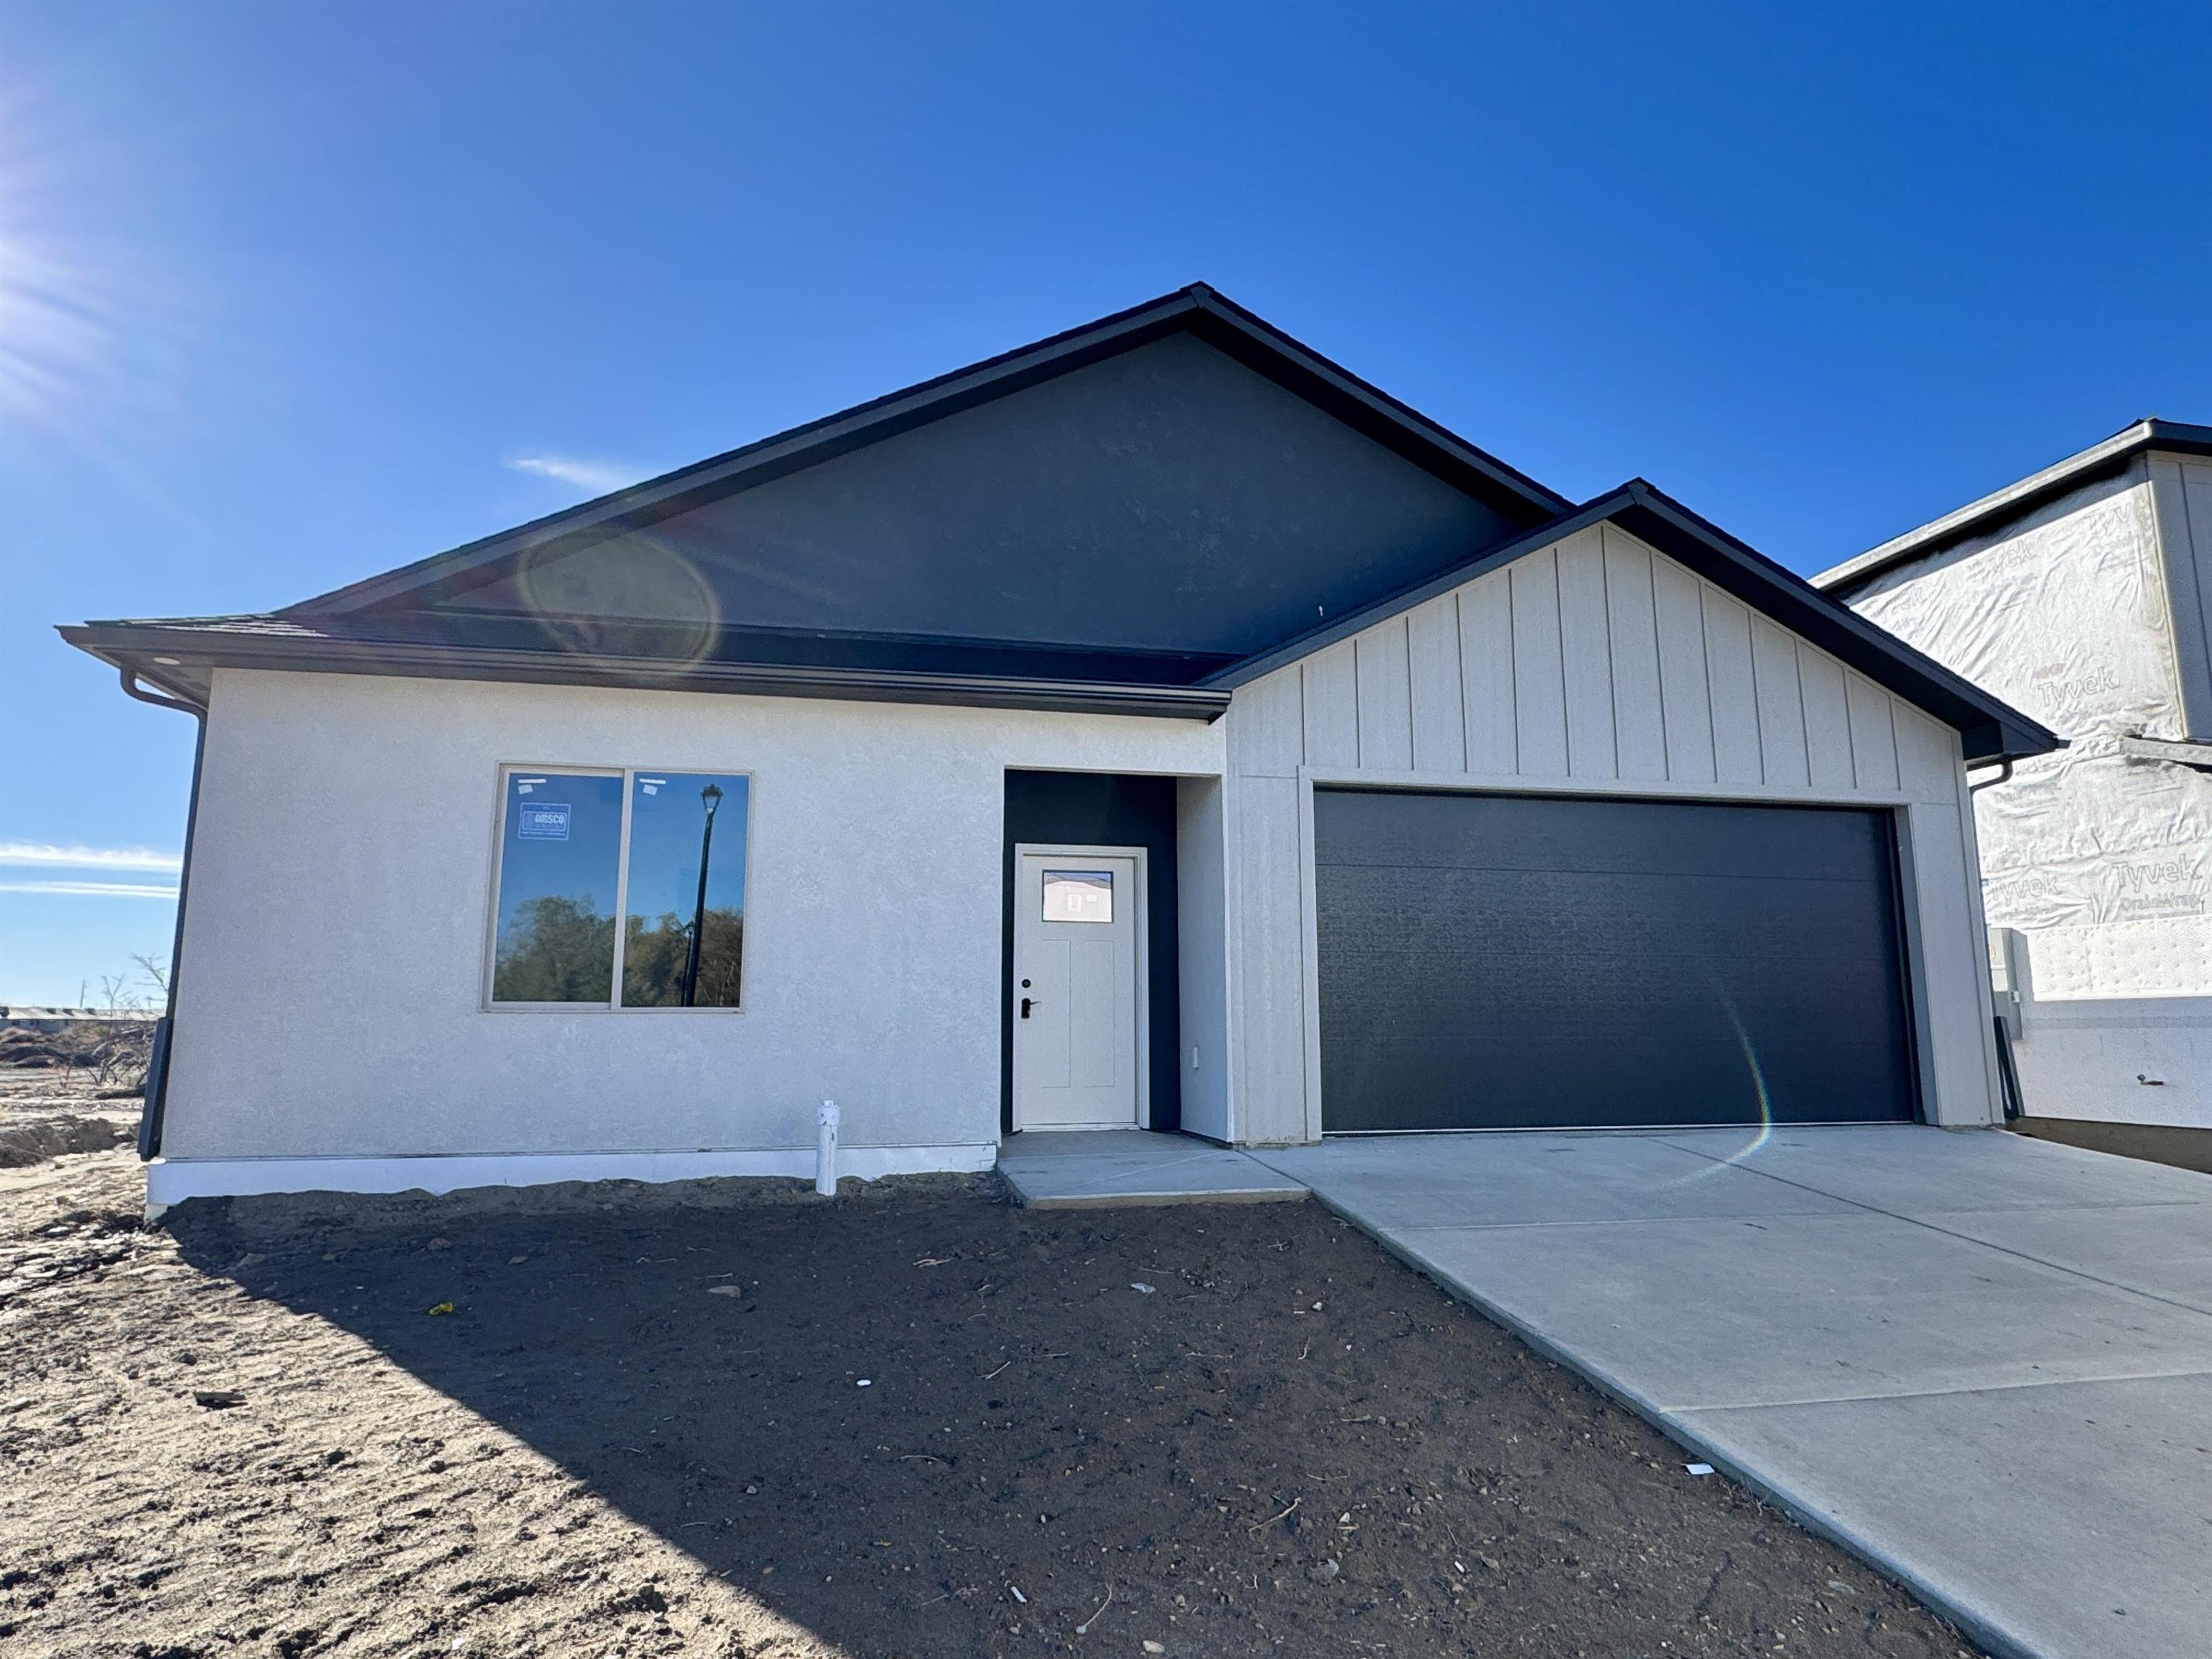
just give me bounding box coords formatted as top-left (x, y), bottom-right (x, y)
top-left (0, 1063), bottom-right (139, 1168)
top-left (4, 1104), bottom-right (1982, 1658)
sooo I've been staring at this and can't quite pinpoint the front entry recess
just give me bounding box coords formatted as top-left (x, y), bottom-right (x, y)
top-left (1012, 847), bottom-right (1143, 1130)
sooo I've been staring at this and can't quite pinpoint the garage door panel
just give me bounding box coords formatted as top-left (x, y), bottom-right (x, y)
top-left (1322, 1033), bottom-right (1769, 1133)
top-left (1316, 791), bottom-right (1917, 1131)
top-left (1321, 867), bottom-right (1903, 986)
top-left (1313, 791), bottom-right (1895, 886)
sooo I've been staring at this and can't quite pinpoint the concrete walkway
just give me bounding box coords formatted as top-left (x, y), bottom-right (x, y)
top-left (997, 1130), bottom-right (1307, 1207)
top-left (1242, 1127), bottom-right (2212, 1659)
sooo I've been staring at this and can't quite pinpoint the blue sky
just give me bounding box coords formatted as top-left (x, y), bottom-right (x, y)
top-left (3, 2), bottom-right (2208, 1004)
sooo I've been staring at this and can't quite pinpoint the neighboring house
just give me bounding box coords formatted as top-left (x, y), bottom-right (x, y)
top-left (64, 287), bottom-right (2054, 1206)
top-left (1817, 420), bottom-right (2212, 1131)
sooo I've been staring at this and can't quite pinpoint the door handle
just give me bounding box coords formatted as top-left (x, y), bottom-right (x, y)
top-left (1020, 997), bottom-right (1037, 1018)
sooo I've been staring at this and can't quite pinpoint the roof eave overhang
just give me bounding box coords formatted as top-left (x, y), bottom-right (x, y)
top-left (1205, 483), bottom-right (2062, 767)
top-left (1816, 418), bottom-right (2212, 595)
top-left (60, 627), bottom-right (1231, 723)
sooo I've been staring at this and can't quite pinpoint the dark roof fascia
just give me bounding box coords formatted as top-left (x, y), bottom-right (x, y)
top-left (292, 284), bottom-right (1572, 620)
top-left (1817, 418), bottom-right (2212, 595)
top-left (1208, 482), bottom-right (2063, 765)
top-left (1614, 487), bottom-right (2059, 763)
top-left (59, 624), bottom-right (1231, 723)
top-left (179, 605), bottom-right (1238, 683)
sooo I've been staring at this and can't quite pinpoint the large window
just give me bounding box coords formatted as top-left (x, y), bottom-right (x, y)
top-left (489, 766), bottom-right (750, 1010)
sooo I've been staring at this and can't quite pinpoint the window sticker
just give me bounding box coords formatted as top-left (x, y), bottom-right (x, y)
top-left (492, 771), bottom-right (623, 1004)
top-left (516, 803), bottom-right (572, 841)
top-left (1043, 868), bottom-right (1113, 924)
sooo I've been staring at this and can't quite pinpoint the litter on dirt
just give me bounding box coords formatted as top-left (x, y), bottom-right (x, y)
top-left (1074, 1585), bottom-right (1113, 1635)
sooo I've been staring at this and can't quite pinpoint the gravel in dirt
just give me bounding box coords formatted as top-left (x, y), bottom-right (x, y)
top-left (2, 1140), bottom-right (1984, 1658)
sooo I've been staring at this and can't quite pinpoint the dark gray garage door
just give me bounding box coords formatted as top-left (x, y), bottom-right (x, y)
top-left (1314, 790), bottom-right (1918, 1131)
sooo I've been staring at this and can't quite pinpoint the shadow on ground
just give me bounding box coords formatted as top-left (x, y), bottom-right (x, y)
top-left (153, 1174), bottom-right (1977, 1658)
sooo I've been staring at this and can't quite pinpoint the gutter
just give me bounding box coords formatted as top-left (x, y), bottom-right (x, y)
top-left (117, 667), bottom-right (208, 1161)
top-left (63, 626), bottom-right (1231, 723)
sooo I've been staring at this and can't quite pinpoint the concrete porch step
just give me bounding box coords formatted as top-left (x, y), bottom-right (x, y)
top-left (997, 1130), bottom-right (1309, 1208)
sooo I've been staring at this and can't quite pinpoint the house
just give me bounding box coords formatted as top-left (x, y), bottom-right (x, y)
top-left (63, 287), bottom-right (2056, 1206)
top-left (1817, 420), bottom-right (2212, 1133)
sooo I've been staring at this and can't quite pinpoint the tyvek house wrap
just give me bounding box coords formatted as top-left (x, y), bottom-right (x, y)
top-left (1848, 470), bottom-right (2212, 1000)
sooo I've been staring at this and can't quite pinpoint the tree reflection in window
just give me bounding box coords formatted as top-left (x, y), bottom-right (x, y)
top-left (622, 773), bottom-right (748, 1007)
top-left (491, 773), bottom-right (624, 1002)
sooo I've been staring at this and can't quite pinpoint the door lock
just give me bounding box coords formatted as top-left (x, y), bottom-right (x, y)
top-left (1020, 997), bottom-right (1037, 1019)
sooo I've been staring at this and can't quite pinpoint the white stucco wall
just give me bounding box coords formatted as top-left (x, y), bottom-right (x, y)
top-left (1221, 522), bottom-right (2007, 1140)
top-left (157, 530), bottom-right (2012, 1195)
top-left (162, 670), bottom-right (1223, 1183)
top-left (1837, 458), bottom-right (2212, 1127)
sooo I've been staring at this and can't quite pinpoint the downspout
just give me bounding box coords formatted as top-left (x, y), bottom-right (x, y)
top-left (118, 666), bottom-right (207, 1161)
top-left (1966, 757), bottom-right (2014, 793)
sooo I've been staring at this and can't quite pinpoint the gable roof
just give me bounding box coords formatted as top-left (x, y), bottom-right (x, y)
top-left (293, 283), bottom-right (1570, 619)
top-left (66, 284), bottom-right (1575, 713)
top-left (1815, 417), bottom-right (2212, 596)
top-left (59, 284), bottom-right (2055, 762)
top-left (1211, 480), bottom-right (2062, 765)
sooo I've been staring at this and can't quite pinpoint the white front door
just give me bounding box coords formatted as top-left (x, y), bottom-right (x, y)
top-left (1012, 848), bottom-right (1142, 1130)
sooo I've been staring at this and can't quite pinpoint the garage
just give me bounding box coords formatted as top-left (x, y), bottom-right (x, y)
top-left (1314, 789), bottom-right (1920, 1132)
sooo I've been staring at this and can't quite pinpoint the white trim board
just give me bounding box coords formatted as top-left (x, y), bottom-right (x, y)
top-left (1298, 763), bottom-right (1914, 809)
top-left (145, 1142), bottom-right (999, 1204)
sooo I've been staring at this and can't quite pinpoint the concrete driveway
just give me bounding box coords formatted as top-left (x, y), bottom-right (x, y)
top-left (1245, 1126), bottom-right (2212, 1659)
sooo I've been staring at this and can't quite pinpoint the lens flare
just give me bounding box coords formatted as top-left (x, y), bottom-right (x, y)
top-left (1664, 986), bottom-right (1774, 1180)
top-left (511, 534), bottom-right (723, 670)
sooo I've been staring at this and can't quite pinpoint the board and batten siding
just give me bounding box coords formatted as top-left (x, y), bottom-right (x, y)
top-left (1222, 522), bottom-right (2004, 1143)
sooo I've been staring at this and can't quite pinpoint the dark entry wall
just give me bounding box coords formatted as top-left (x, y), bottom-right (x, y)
top-left (1002, 771), bottom-right (1180, 1135)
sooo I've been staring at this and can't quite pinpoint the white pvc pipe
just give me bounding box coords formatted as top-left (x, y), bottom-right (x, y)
top-left (816, 1100), bottom-right (840, 1197)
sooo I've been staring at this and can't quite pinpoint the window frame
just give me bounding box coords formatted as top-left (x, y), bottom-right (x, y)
top-left (482, 762), bottom-right (753, 1015)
